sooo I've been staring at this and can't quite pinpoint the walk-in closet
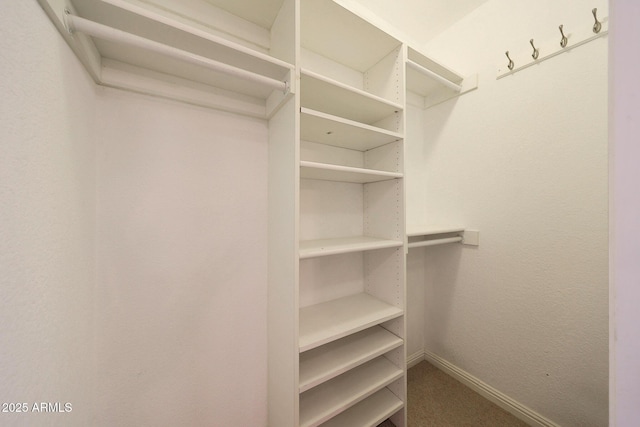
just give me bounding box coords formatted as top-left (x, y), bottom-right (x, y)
top-left (3, 0), bottom-right (639, 426)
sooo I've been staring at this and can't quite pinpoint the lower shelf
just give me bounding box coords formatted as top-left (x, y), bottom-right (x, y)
top-left (299, 356), bottom-right (403, 427)
top-left (299, 293), bottom-right (403, 352)
top-left (319, 387), bottom-right (403, 427)
top-left (300, 326), bottom-right (403, 392)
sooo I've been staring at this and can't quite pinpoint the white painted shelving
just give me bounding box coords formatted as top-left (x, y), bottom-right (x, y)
top-left (299, 326), bottom-right (403, 392)
top-left (299, 356), bottom-right (404, 427)
top-left (299, 236), bottom-right (404, 259)
top-left (319, 387), bottom-right (404, 427)
top-left (299, 293), bottom-right (404, 352)
top-left (301, 70), bottom-right (403, 126)
top-left (37, 0), bottom-right (295, 118)
top-left (301, 108), bottom-right (402, 152)
top-left (300, 161), bottom-right (402, 183)
top-left (37, 1), bottom-right (477, 426)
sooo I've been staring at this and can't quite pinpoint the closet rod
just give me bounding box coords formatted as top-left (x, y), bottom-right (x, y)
top-left (406, 60), bottom-right (462, 92)
top-left (63, 12), bottom-right (289, 93)
top-left (408, 236), bottom-right (463, 249)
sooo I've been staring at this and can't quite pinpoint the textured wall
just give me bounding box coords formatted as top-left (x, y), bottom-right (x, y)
top-left (415, 1), bottom-right (609, 425)
top-left (94, 90), bottom-right (268, 426)
top-left (0, 2), bottom-right (96, 425)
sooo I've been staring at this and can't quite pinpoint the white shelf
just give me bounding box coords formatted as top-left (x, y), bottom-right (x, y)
top-left (300, 161), bottom-right (402, 184)
top-left (407, 226), bottom-right (465, 238)
top-left (301, 108), bottom-right (402, 152)
top-left (405, 46), bottom-right (477, 109)
top-left (37, 0), bottom-right (294, 118)
top-left (299, 293), bottom-right (403, 352)
top-left (299, 326), bottom-right (402, 392)
top-left (299, 356), bottom-right (403, 427)
top-left (319, 387), bottom-right (403, 427)
top-left (301, 70), bottom-right (403, 125)
top-left (301, 0), bottom-right (401, 73)
top-left (299, 236), bottom-right (403, 260)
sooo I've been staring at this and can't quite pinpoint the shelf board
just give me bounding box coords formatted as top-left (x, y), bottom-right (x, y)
top-left (299, 293), bottom-right (403, 352)
top-left (299, 356), bottom-right (403, 427)
top-left (301, 70), bottom-right (403, 125)
top-left (299, 236), bottom-right (403, 260)
top-left (299, 326), bottom-right (402, 392)
top-left (301, 0), bottom-right (401, 73)
top-left (319, 387), bottom-right (403, 427)
top-left (301, 108), bottom-right (402, 151)
top-left (407, 226), bottom-right (465, 238)
top-left (38, 0), bottom-right (294, 117)
top-left (300, 161), bottom-right (402, 184)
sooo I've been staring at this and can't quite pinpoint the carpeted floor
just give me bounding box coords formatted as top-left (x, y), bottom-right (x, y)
top-left (378, 361), bottom-right (529, 426)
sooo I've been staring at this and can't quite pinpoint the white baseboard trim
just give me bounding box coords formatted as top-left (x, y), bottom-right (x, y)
top-left (416, 350), bottom-right (560, 427)
top-left (406, 350), bottom-right (426, 368)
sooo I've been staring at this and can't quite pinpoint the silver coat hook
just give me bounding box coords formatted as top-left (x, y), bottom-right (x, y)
top-left (505, 51), bottom-right (514, 70)
top-left (559, 25), bottom-right (568, 48)
top-left (530, 39), bottom-right (539, 59)
top-left (592, 8), bottom-right (602, 33)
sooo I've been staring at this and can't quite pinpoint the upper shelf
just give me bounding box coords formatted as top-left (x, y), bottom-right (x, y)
top-left (406, 47), bottom-right (478, 109)
top-left (301, 70), bottom-right (403, 126)
top-left (37, 0), bottom-right (295, 118)
top-left (301, 0), bottom-right (401, 73)
top-left (301, 108), bottom-right (402, 152)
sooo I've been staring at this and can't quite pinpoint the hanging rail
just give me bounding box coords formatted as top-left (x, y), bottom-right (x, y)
top-left (407, 236), bottom-right (463, 249)
top-left (63, 11), bottom-right (289, 93)
top-left (406, 59), bottom-right (462, 92)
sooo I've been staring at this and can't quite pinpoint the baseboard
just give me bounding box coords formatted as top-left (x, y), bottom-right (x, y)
top-left (406, 350), bottom-right (426, 368)
top-left (421, 350), bottom-right (561, 427)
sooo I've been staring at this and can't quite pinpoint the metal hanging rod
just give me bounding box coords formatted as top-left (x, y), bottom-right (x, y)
top-left (63, 11), bottom-right (289, 93)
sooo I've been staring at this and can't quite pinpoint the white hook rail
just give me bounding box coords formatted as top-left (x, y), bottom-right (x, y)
top-left (497, 10), bottom-right (608, 79)
top-left (64, 11), bottom-right (289, 93)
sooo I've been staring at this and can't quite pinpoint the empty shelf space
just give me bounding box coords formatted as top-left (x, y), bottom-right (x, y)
top-left (301, 70), bottom-right (403, 125)
top-left (299, 236), bottom-right (403, 260)
top-left (300, 326), bottom-right (402, 392)
top-left (299, 293), bottom-right (403, 352)
top-left (300, 161), bottom-right (402, 184)
top-left (318, 387), bottom-right (403, 427)
top-left (301, 108), bottom-right (402, 151)
top-left (299, 356), bottom-right (403, 427)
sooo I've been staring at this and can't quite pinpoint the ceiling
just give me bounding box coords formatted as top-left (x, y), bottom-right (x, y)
top-left (347, 0), bottom-right (490, 45)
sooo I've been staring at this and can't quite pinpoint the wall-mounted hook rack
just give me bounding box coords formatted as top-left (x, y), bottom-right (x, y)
top-left (497, 10), bottom-right (608, 79)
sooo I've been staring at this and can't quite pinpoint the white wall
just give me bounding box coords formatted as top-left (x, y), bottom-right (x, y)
top-left (412, 1), bottom-right (609, 425)
top-left (0, 2), bottom-right (96, 425)
top-left (610, 1), bottom-right (640, 425)
top-left (94, 91), bottom-right (268, 426)
top-left (1, 3), bottom-right (269, 426)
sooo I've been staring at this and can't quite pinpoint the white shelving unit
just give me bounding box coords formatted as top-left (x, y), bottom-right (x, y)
top-left (298, 1), bottom-right (407, 425)
top-left (37, 1), bottom-right (477, 425)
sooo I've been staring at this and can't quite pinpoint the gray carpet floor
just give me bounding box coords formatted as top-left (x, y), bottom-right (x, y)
top-left (378, 361), bottom-right (530, 426)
